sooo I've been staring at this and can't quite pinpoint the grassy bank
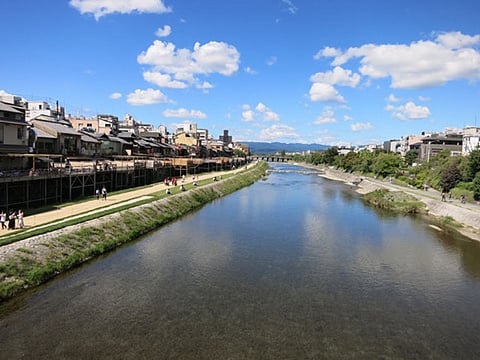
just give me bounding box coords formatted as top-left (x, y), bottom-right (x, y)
top-left (0, 162), bottom-right (268, 302)
top-left (362, 188), bottom-right (427, 214)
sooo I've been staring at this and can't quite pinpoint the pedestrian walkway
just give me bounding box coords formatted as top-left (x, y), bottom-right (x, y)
top-left (0, 169), bottom-right (237, 237)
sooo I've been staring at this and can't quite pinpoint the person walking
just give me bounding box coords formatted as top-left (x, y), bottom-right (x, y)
top-left (8, 210), bottom-right (16, 230)
top-left (17, 209), bottom-right (24, 229)
top-left (102, 186), bottom-right (107, 200)
top-left (95, 188), bottom-right (100, 200)
top-left (0, 210), bottom-right (6, 230)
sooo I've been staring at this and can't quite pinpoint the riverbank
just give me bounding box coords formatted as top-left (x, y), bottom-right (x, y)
top-left (300, 163), bottom-right (480, 242)
top-left (0, 162), bottom-right (269, 302)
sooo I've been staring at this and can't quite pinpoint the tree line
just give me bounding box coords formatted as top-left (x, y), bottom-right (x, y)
top-left (291, 148), bottom-right (480, 201)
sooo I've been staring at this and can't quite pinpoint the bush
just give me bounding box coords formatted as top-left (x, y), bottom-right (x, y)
top-left (473, 172), bottom-right (480, 200)
top-left (450, 188), bottom-right (473, 202)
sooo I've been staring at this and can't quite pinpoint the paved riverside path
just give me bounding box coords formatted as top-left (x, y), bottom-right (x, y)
top-left (1, 168), bottom-right (237, 236)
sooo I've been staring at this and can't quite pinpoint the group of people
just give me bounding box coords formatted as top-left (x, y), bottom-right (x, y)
top-left (164, 175), bottom-right (199, 194)
top-left (441, 191), bottom-right (467, 204)
top-left (0, 209), bottom-right (24, 230)
top-left (164, 177), bottom-right (178, 186)
top-left (95, 186), bottom-right (108, 200)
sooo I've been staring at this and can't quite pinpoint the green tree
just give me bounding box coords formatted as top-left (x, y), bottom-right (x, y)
top-left (333, 154), bottom-right (345, 168)
top-left (473, 172), bottom-right (480, 200)
top-left (342, 151), bottom-right (359, 172)
top-left (372, 153), bottom-right (402, 178)
top-left (439, 163), bottom-right (462, 192)
top-left (356, 151), bottom-right (376, 173)
top-left (466, 149), bottom-right (480, 181)
top-left (234, 149), bottom-right (246, 157)
top-left (292, 153), bottom-right (306, 162)
top-left (405, 150), bottom-right (419, 166)
top-left (323, 147), bottom-right (338, 165)
top-left (309, 151), bottom-right (323, 165)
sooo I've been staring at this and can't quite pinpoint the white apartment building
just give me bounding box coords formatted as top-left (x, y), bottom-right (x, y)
top-left (462, 126), bottom-right (480, 155)
top-left (26, 101), bottom-right (65, 122)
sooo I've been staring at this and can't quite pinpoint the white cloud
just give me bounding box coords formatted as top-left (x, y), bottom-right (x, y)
top-left (109, 92), bottom-right (122, 99)
top-left (317, 31), bottom-right (480, 89)
top-left (310, 66), bottom-right (361, 87)
top-left (241, 102), bottom-right (280, 122)
top-left (281, 0), bottom-right (298, 14)
top-left (244, 66), bottom-right (257, 75)
top-left (255, 102), bottom-right (280, 121)
top-left (155, 25), bottom-right (171, 37)
top-left (138, 40), bottom-right (240, 88)
top-left (70, 0), bottom-right (172, 20)
top-left (126, 88), bottom-right (169, 105)
top-left (436, 31), bottom-right (480, 49)
top-left (162, 108), bottom-right (207, 119)
top-left (242, 109), bottom-right (255, 122)
top-left (309, 83), bottom-right (345, 103)
top-left (266, 56), bottom-right (277, 66)
top-left (314, 107), bottom-right (337, 124)
top-left (314, 46), bottom-right (341, 60)
top-left (196, 81), bottom-right (214, 91)
top-left (343, 115), bottom-right (353, 121)
top-left (386, 101), bottom-right (431, 121)
top-left (315, 135), bottom-right (338, 145)
top-left (259, 124), bottom-right (300, 141)
top-left (387, 93), bottom-right (400, 103)
top-left (263, 111), bottom-right (280, 122)
top-left (351, 122), bottom-right (374, 132)
top-left (191, 41), bottom-right (240, 75)
top-left (309, 67), bottom-right (359, 104)
top-left (143, 71), bottom-right (187, 89)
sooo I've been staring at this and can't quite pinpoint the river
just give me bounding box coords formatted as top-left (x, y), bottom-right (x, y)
top-left (1, 162), bottom-right (480, 359)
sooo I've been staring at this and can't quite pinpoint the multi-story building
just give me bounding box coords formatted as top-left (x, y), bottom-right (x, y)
top-left (30, 117), bottom-right (82, 155)
top-left (383, 139), bottom-right (406, 155)
top-left (462, 126), bottom-right (480, 155)
top-left (219, 130), bottom-right (232, 146)
top-left (26, 100), bottom-right (65, 122)
top-left (68, 115), bottom-right (97, 133)
top-left (175, 132), bottom-right (199, 147)
top-left (175, 123), bottom-right (208, 146)
top-left (97, 114), bottom-right (119, 135)
top-left (118, 113), bottom-right (156, 136)
top-left (0, 95), bottom-right (29, 154)
top-left (419, 132), bottom-right (463, 161)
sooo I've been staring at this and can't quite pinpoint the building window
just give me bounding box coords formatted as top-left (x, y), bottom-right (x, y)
top-left (0, 125), bottom-right (4, 144)
top-left (17, 127), bottom-right (24, 140)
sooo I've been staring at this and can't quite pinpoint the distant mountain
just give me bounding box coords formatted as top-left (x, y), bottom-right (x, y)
top-left (242, 142), bottom-right (329, 154)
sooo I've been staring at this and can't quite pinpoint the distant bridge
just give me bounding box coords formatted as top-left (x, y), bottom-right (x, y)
top-left (250, 155), bottom-right (293, 162)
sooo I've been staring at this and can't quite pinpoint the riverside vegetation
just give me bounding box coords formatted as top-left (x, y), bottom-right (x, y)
top-left (362, 188), bottom-right (427, 214)
top-left (0, 162), bottom-right (269, 302)
top-left (293, 147), bottom-right (480, 202)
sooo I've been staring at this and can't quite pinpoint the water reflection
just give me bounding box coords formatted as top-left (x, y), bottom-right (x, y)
top-left (1, 162), bottom-right (480, 359)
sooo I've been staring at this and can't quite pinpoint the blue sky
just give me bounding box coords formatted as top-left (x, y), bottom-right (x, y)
top-left (1, 0), bottom-right (479, 146)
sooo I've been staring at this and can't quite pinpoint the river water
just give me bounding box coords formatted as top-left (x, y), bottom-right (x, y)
top-left (1, 163), bottom-right (480, 359)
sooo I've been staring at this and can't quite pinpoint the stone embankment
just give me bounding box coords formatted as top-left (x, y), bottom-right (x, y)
top-left (308, 165), bottom-right (480, 241)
